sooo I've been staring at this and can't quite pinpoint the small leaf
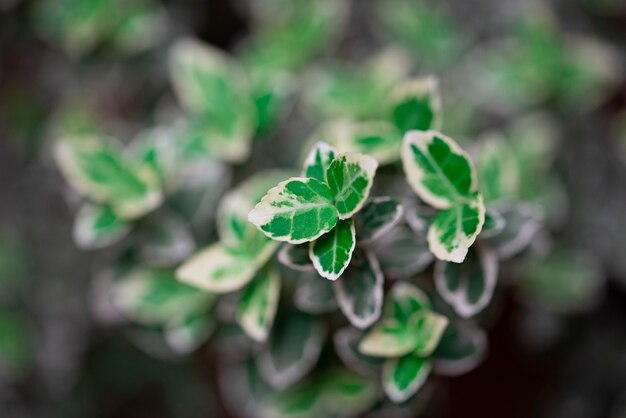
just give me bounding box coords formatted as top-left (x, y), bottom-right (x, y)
top-left (476, 133), bottom-right (519, 203)
top-left (278, 244), bottom-right (315, 272)
top-left (73, 204), bottom-right (130, 250)
top-left (390, 76), bottom-right (442, 133)
top-left (310, 119), bottom-right (403, 165)
top-left (258, 312), bottom-right (325, 390)
top-left (427, 194), bottom-right (485, 263)
top-left (130, 127), bottom-right (180, 191)
top-left (112, 269), bottom-right (214, 325)
top-left (176, 241), bottom-right (277, 294)
top-left (237, 263), bottom-right (281, 342)
top-left (309, 219), bottom-right (356, 281)
top-left (165, 310), bottom-right (215, 355)
top-left (302, 141), bottom-right (337, 183)
top-left (54, 135), bottom-right (163, 219)
top-left (248, 177), bottom-right (338, 244)
top-left (294, 271), bottom-right (337, 314)
top-left (434, 246), bottom-right (498, 318)
top-left (354, 197), bottom-right (404, 244)
top-left (411, 310), bottom-right (449, 357)
top-left (358, 317), bottom-right (417, 358)
top-left (401, 130), bottom-right (478, 210)
top-left (333, 249), bottom-right (384, 329)
top-left (482, 203), bottom-right (542, 260)
top-left (334, 327), bottom-right (384, 377)
top-left (321, 369), bottom-right (379, 415)
top-left (168, 38), bottom-right (256, 163)
top-left (371, 225), bottom-right (433, 279)
top-left (480, 208), bottom-right (506, 238)
top-left (383, 354), bottom-right (431, 404)
top-left (326, 153), bottom-right (378, 219)
top-left (433, 320), bottom-right (487, 376)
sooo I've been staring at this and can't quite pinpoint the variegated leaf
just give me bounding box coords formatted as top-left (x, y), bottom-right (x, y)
top-left (302, 142), bottom-right (337, 183)
top-left (309, 219), bottom-right (356, 281)
top-left (248, 177), bottom-right (338, 244)
top-left (326, 153), bottom-right (378, 219)
top-left (237, 263), bottom-right (281, 342)
top-left (383, 354), bottom-right (432, 404)
top-left (73, 203), bottom-right (130, 250)
top-left (390, 76), bottom-right (442, 133)
top-left (354, 197), bottom-right (404, 244)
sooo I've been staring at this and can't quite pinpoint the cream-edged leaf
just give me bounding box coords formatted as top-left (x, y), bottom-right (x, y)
top-left (434, 246), bottom-right (498, 318)
top-left (390, 76), bottom-right (442, 133)
top-left (309, 219), bottom-right (356, 281)
top-left (175, 241), bottom-right (277, 294)
top-left (383, 354), bottom-right (431, 404)
top-left (354, 197), bottom-right (404, 244)
top-left (73, 204), bottom-right (130, 250)
top-left (237, 263), bottom-right (281, 342)
top-left (326, 153), bottom-right (378, 219)
top-left (302, 141), bottom-right (337, 183)
top-left (248, 177), bottom-right (338, 244)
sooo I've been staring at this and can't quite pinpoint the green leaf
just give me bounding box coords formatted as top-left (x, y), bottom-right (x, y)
top-left (321, 369), bottom-right (379, 415)
top-left (301, 141), bottom-right (337, 183)
top-left (333, 249), bottom-right (383, 328)
top-left (390, 76), bottom-right (442, 133)
top-left (248, 177), bottom-right (338, 244)
top-left (310, 120), bottom-right (403, 165)
top-left (326, 153), bottom-right (378, 219)
top-left (0, 309), bottom-right (32, 378)
top-left (433, 320), bottom-right (487, 376)
top-left (360, 282), bottom-right (447, 357)
top-left (294, 271), bottom-right (337, 314)
top-left (354, 197), bottom-right (404, 244)
top-left (518, 250), bottom-right (603, 313)
top-left (309, 219), bottom-right (356, 281)
top-left (427, 195), bottom-right (486, 263)
top-left (130, 127), bottom-right (180, 191)
top-left (476, 133), bottom-right (519, 203)
top-left (112, 268), bottom-right (214, 325)
top-left (168, 38), bottom-right (256, 163)
top-left (383, 354), bottom-right (431, 404)
top-left (73, 203), bottom-right (130, 249)
top-left (371, 224), bottom-right (433, 279)
top-left (175, 241), bottom-right (277, 294)
top-left (334, 327), bottom-right (384, 377)
top-left (237, 264), bottom-right (281, 342)
top-left (165, 310), bottom-right (215, 355)
top-left (278, 244), bottom-right (315, 272)
top-left (402, 130), bottom-right (479, 209)
top-left (54, 135), bottom-right (163, 219)
top-left (434, 246), bottom-right (498, 318)
top-left (258, 312), bottom-right (325, 390)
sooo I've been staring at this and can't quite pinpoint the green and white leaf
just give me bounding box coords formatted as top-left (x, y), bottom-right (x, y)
top-left (73, 203), bottom-right (130, 249)
top-left (433, 320), bottom-right (487, 376)
top-left (326, 153), bottom-right (378, 219)
top-left (168, 38), bottom-right (256, 163)
top-left (383, 354), bottom-right (432, 404)
top-left (354, 197), bottom-right (404, 244)
top-left (427, 195), bottom-right (485, 263)
top-left (483, 203), bottom-right (542, 260)
top-left (294, 271), bottom-right (337, 314)
top-left (237, 264), bottom-right (281, 342)
top-left (258, 313), bottom-right (325, 390)
top-left (54, 135), bottom-right (163, 219)
top-left (434, 246), bottom-right (498, 318)
top-left (309, 219), bottom-right (356, 281)
top-left (301, 141), bottom-right (337, 183)
top-left (411, 310), bottom-right (449, 357)
top-left (401, 130), bottom-right (479, 210)
top-left (359, 317), bottom-right (419, 358)
top-left (321, 369), bottom-right (380, 415)
top-left (130, 127), bottom-right (180, 191)
top-left (333, 249), bottom-right (383, 329)
top-left (476, 132), bottom-right (519, 202)
top-left (165, 310), bottom-right (215, 355)
top-left (334, 327), bottom-right (384, 377)
top-left (248, 177), bottom-right (338, 244)
top-left (176, 241), bottom-right (277, 294)
top-left (278, 244), bottom-right (315, 272)
top-left (112, 268), bottom-right (214, 325)
top-left (480, 208), bottom-right (506, 239)
top-left (390, 76), bottom-right (442, 133)
top-left (309, 119), bottom-right (403, 165)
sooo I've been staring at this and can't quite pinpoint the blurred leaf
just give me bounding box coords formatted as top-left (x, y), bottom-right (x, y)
top-left (433, 320), bottom-right (487, 376)
top-left (278, 244), bottom-right (315, 272)
top-left (0, 309), bottom-right (31, 378)
top-left (383, 354), bottom-right (431, 404)
top-left (354, 197), bottom-right (404, 244)
top-left (371, 224), bottom-right (433, 279)
top-left (73, 203), bottom-right (131, 250)
top-left (334, 327), bottom-right (384, 377)
top-left (293, 271), bottom-right (337, 314)
top-left (237, 263), bottom-right (281, 342)
top-left (135, 213), bottom-right (196, 267)
top-left (390, 76), bottom-right (442, 133)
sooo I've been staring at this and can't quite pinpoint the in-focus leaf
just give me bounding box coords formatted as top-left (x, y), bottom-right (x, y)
top-left (309, 219), bottom-right (356, 281)
top-left (248, 177), bottom-right (338, 244)
top-left (326, 153), bottom-right (378, 219)
top-left (301, 141), bottom-right (337, 183)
